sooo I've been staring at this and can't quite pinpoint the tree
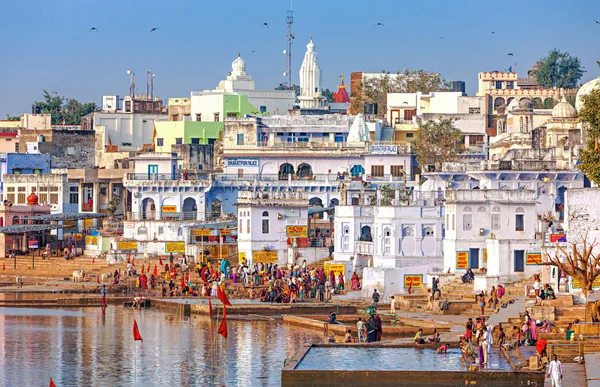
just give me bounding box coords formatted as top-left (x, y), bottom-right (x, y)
top-left (540, 235), bottom-right (600, 297)
top-left (578, 85), bottom-right (600, 185)
top-left (321, 88), bottom-right (334, 103)
top-left (356, 69), bottom-right (450, 119)
top-left (412, 117), bottom-right (464, 170)
top-left (532, 49), bottom-right (585, 89)
top-left (33, 90), bottom-right (98, 125)
top-left (275, 83), bottom-right (300, 97)
top-left (5, 114), bottom-right (20, 121)
top-left (107, 195), bottom-right (121, 216)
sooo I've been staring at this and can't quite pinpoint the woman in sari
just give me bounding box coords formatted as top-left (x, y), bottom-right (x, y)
top-left (351, 272), bottom-right (361, 290)
top-left (540, 319), bottom-right (552, 333)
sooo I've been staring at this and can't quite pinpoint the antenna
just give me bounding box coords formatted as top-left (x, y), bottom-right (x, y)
top-left (284, 0), bottom-right (294, 88)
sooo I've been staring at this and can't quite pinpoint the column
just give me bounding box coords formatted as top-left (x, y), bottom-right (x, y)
top-left (92, 183), bottom-right (99, 213)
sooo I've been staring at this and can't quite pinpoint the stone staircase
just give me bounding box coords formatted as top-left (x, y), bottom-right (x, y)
top-left (0, 254), bottom-right (118, 282)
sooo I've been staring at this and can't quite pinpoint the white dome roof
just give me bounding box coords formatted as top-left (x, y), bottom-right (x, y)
top-left (552, 97), bottom-right (576, 118)
top-left (575, 76), bottom-right (600, 111)
top-left (232, 53), bottom-right (246, 74)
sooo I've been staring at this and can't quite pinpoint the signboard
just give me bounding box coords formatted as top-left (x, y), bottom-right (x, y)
top-left (324, 262), bottom-right (346, 275)
top-left (286, 225), bottom-right (308, 238)
top-left (253, 251), bottom-right (278, 264)
top-left (238, 252), bottom-right (246, 264)
top-left (208, 245), bottom-right (229, 259)
top-left (165, 241), bottom-right (185, 253)
top-left (572, 277), bottom-right (600, 289)
top-left (220, 229), bottom-right (231, 236)
top-left (456, 251), bottom-right (469, 269)
top-left (192, 228), bottom-right (211, 237)
top-left (226, 158), bottom-right (259, 168)
top-left (550, 234), bottom-right (567, 243)
top-left (83, 218), bottom-right (94, 228)
top-left (162, 205), bottom-right (177, 213)
top-left (117, 241), bottom-right (138, 250)
top-left (369, 144), bottom-right (398, 155)
top-left (85, 236), bottom-right (98, 245)
top-left (526, 252), bottom-right (542, 265)
top-left (28, 240), bottom-right (39, 249)
top-left (404, 274), bottom-right (423, 289)
top-left (483, 248), bottom-right (487, 264)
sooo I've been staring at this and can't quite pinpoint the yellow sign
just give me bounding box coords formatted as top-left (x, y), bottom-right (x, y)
top-left (239, 252), bottom-right (246, 264)
top-left (83, 218), bottom-right (94, 228)
top-left (253, 251), bottom-right (278, 264)
top-left (85, 236), bottom-right (98, 245)
top-left (526, 252), bottom-right (542, 266)
top-left (162, 205), bottom-right (177, 213)
top-left (483, 248), bottom-right (487, 264)
top-left (210, 245), bottom-right (229, 259)
top-left (165, 241), bottom-right (185, 253)
top-left (192, 228), bottom-right (211, 237)
top-left (75, 233), bottom-right (83, 241)
top-left (220, 229), bottom-right (231, 236)
top-left (456, 251), bottom-right (469, 269)
top-left (572, 277), bottom-right (600, 289)
top-left (286, 225), bottom-right (308, 238)
top-left (404, 274), bottom-right (423, 289)
top-left (117, 241), bottom-right (138, 250)
top-left (324, 263), bottom-right (346, 276)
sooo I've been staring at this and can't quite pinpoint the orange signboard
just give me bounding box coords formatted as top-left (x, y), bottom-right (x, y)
top-left (404, 274), bottom-right (423, 289)
top-left (456, 251), bottom-right (469, 269)
top-left (117, 241), bottom-right (138, 250)
top-left (162, 205), bottom-right (177, 213)
top-left (85, 236), bottom-right (98, 245)
top-left (220, 229), bottom-right (231, 236)
top-left (252, 251), bottom-right (278, 264)
top-left (192, 228), bottom-right (211, 237)
top-left (286, 225), bottom-right (308, 238)
top-left (483, 248), bottom-right (487, 264)
top-left (526, 252), bottom-right (542, 266)
top-left (324, 262), bottom-right (346, 276)
top-left (165, 242), bottom-right (185, 253)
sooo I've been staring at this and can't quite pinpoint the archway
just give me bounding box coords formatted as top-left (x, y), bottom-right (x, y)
top-left (329, 198), bottom-right (340, 207)
top-left (532, 97), bottom-right (543, 109)
top-left (350, 164), bottom-right (365, 177)
top-left (507, 97), bottom-right (515, 106)
top-left (278, 163), bottom-right (294, 180)
top-left (494, 97), bottom-right (505, 110)
top-left (141, 198), bottom-right (156, 220)
top-left (162, 197), bottom-right (177, 220)
top-left (543, 98), bottom-right (555, 109)
top-left (360, 225), bottom-right (372, 241)
top-left (183, 197), bottom-right (197, 220)
top-left (210, 198), bottom-right (222, 219)
top-left (309, 197), bottom-right (323, 207)
top-left (297, 163), bottom-right (313, 179)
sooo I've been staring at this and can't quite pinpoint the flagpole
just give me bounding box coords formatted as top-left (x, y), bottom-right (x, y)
top-left (134, 341), bottom-right (137, 387)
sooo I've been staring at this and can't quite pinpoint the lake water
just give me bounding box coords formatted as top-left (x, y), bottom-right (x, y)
top-left (0, 307), bottom-right (320, 386)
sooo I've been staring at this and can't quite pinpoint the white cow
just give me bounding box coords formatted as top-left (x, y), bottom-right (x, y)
top-left (72, 269), bottom-right (85, 282)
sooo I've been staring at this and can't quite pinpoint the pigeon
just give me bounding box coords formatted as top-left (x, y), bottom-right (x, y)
top-left (263, 22), bottom-right (269, 28)
top-left (374, 23), bottom-right (384, 27)
top-left (150, 27), bottom-right (159, 32)
top-left (89, 27), bottom-right (98, 32)
top-left (508, 53), bottom-right (514, 56)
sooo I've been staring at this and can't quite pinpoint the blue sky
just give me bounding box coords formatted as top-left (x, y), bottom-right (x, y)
top-left (1, 0), bottom-right (599, 117)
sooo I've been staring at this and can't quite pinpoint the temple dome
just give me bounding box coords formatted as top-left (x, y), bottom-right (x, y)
top-left (27, 191), bottom-right (38, 205)
top-left (575, 76), bottom-right (600, 112)
top-left (231, 53), bottom-right (246, 75)
top-left (552, 97), bottom-right (576, 118)
top-left (306, 37), bottom-right (315, 52)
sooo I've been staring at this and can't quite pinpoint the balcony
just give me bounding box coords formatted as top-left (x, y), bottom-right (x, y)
top-left (355, 241), bottom-right (374, 255)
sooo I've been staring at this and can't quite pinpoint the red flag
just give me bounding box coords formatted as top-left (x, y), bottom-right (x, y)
top-left (141, 265), bottom-right (145, 275)
top-left (97, 276), bottom-right (100, 284)
top-left (185, 273), bottom-right (189, 282)
top-left (208, 298), bottom-right (213, 319)
top-left (147, 264), bottom-right (150, 273)
top-left (132, 258), bottom-right (135, 267)
top-left (153, 265), bottom-right (158, 277)
top-left (92, 257), bottom-right (95, 264)
top-left (2, 263), bottom-right (5, 271)
top-left (49, 378), bottom-right (56, 387)
top-left (127, 254), bottom-right (131, 263)
top-left (133, 319), bottom-right (143, 342)
top-left (159, 257), bottom-right (163, 266)
top-left (217, 305), bottom-right (227, 338)
top-left (217, 286), bottom-right (232, 306)
top-left (407, 280), bottom-right (412, 295)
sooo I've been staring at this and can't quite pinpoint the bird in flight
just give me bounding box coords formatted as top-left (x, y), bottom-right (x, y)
top-left (492, 31), bottom-right (495, 34)
top-left (263, 22), bottom-right (269, 28)
top-left (595, 19), bottom-right (600, 24)
top-left (251, 50), bottom-right (256, 53)
top-left (89, 27), bottom-right (98, 32)
top-left (508, 53), bottom-right (514, 56)
top-left (374, 23), bottom-right (384, 27)
top-left (150, 27), bottom-right (159, 32)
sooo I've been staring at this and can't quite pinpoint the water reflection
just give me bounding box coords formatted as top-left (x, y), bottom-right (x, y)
top-left (0, 307), bottom-right (320, 386)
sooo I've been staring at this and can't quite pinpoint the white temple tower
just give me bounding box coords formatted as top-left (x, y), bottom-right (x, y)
top-left (298, 37), bottom-right (325, 109)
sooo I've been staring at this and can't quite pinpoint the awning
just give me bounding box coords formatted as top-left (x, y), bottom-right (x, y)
top-left (20, 213), bottom-right (108, 222)
top-left (0, 224), bottom-right (63, 235)
top-left (182, 221), bottom-right (237, 230)
top-left (308, 206), bottom-right (334, 216)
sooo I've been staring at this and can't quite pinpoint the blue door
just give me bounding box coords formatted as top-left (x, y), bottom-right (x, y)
top-left (469, 248), bottom-right (479, 269)
top-left (148, 164), bottom-right (158, 179)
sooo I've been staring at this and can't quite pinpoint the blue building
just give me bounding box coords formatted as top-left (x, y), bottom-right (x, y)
top-left (6, 153), bottom-right (51, 175)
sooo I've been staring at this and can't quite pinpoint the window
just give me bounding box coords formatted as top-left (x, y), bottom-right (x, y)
top-left (371, 165), bottom-right (384, 177)
top-left (451, 214), bottom-right (455, 231)
top-left (6, 186), bottom-right (14, 203)
top-left (463, 214), bottom-right (473, 231)
top-left (157, 138), bottom-right (164, 146)
top-left (50, 193), bottom-right (59, 205)
top-left (214, 113), bottom-right (220, 122)
top-left (15, 143), bottom-right (19, 153)
top-left (138, 227), bottom-right (148, 235)
top-left (227, 113), bottom-right (237, 118)
top-left (196, 114), bottom-right (202, 121)
top-left (514, 250), bottom-right (525, 272)
top-left (495, 81), bottom-right (502, 89)
top-left (423, 227), bottom-right (434, 237)
top-left (33, 169), bottom-right (42, 174)
top-left (260, 105), bottom-right (267, 113)
top-left (391, 165), bottom-right (404, 177)
top-left (469, 135), bottom-right (484, 145)
top-left (492, 214), bottom-right (501, 230)
top-left (178, 228), bottom-right (183, 237)
top-left (158, 226), bottom-right (164, 235)
top-left (463, 206), bottom-right (472, 212)
top-left (343, 235), bottom-right (350, 251)
top-left (406, 133), bottom-right (414, 138)
top-left (477, 206), bottom-right (486, 212)
top-left (237, 134), bottom-right (244, 145)
top-left (69, 186), bottom-right (79, 204)
top-left (515, 214), bottom-right (524, 231)
top-left (384, 227), bottom-right (391, 254)
top-left (262, 211), bottom-right (269, 217)
top-left (239, 219), bottom-right (242, 232)
top-left (12, 169), bottom-right (22, 175)
top-left (17, 187), bottom-right (26, 204)
top-left (402, 227), bottom-right (413, 237)
top-left (191, 138), bottom-right (200, 144)
top-left (262, 219), bottom-right (269, 234)
top-left (175, 138), bottom-right (183, 145)
top-left (469, 107), bottom-right (481, 114)
top-left (246, 219), bottom-right (250, 234)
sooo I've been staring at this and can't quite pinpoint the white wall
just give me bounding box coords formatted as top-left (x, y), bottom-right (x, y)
top-left (94, 112), bottom-right (167, 149)
top-left (191, 93), bottom-right (225, 122)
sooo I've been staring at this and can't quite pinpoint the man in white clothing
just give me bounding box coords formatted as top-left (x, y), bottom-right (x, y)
top-left (546, 354), bottom-right (563, 387)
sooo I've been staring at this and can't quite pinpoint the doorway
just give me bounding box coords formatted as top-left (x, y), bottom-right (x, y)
top-left (514, 250), bottom-right (525, 272)
top-left (469, 248), bottom-right (479, 269)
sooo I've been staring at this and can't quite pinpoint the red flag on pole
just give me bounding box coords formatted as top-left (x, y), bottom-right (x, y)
top-left (208, 298), bottom-right (213, 319)
top-left (141, 265), bottom-right (145, 275)
top-left (49, 378), bottom-right (56, 387)
top-left (217, 286), bottom-right (232, 306)
top-left (159, 257), bottom-right (163, 266)
top-left (217, 305), bottom-right (228, 338)
top-left (153, 265), bottom-right (158, 277)
top-left (132, 258), bottom-right (135, 267)
top-left (133, 319), bottom-right (143, 342)
top-left (2, 263), bottom-right (5, 271)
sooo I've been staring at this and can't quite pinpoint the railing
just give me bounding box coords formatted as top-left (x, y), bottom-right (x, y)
top-left (217, 173), bottom-right (341, 182)
top-left (225, 142), bottom-right (368, 150)
top-left (355, 241), bottom-right (374, 255)
top-left (367, 174), bottom-right (407, 182)
top-left (126, 211), bottom-right (201, 221)
top-left (126, 173), bottom-right (210, 181)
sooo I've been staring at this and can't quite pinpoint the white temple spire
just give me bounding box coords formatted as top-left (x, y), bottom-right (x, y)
top-left (298, 37), bottom-right (324, 109)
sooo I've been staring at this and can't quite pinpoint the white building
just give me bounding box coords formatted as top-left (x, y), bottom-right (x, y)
top-left (298, 38), bottom-right (325, 109)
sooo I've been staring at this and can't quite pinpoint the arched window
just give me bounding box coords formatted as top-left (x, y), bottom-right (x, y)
top-left (342, 225), bottom-right (350, 251)
top-left (402, 226), bottom-right (413, 237)
top-left (463, 206), bottom-right (472, 212)
top-left (477, 206), bottom-right (486, 212)
top-left (492, 206), bottom-right (501, 213)
top-left (515, 207), bottom-right (525, 214)
top-left (177, 227), bottom-right (183, 237)
top-left (262, 211), bottom-right (269, 217)
top-left (423, 227), bottom-right (434, 237)
top-left (384, 227), bottom-right (391, 254)
top-left (519, 117), bottom-right (524, 132)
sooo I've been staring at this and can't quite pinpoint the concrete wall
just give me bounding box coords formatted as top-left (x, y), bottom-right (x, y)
top-left (171, 143), bottom-right (214, 171)
top-left (94, 112), bottom-right (167, 150)
top-left (22, 114), bottom-right (51, 130)
top-left (37, 130), bottom-right (95, 169)
top-left (361, 258), bottom-right (443, 297)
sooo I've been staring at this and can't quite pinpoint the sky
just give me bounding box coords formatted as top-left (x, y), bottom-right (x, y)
top-left (1, 0), bottom-right (600, 117)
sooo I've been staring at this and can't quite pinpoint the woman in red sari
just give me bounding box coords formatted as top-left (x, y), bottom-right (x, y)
top-left (351, 272), bottom-right (361, 290)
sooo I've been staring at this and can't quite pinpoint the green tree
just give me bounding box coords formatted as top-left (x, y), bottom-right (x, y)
top-left (578, 87), bottom-right (600, 185)
top-left (533, 49), bottom-right (585, 89)
top-left (5, 114), bottom-right (20, 121)
top-left (321, 88), bottom-right (334, 103)
top-left (33, 90), bottom-right (97, 125)
top-left (412, 118), bottom-right (464, 171)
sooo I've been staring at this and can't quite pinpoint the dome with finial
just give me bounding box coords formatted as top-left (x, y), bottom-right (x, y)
top-left (231, 52), bottom-right (246, 75)
top-left (552, 96), bottom-right (577, 118)
top-left (306, 36), bottom-right (315, 52)
top-left (27, 191), bottom-right (38, 205)
top-left (575, 76), bottom-right (600, 112)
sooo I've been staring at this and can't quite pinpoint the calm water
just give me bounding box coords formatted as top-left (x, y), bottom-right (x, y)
top-left (0, 307), bottom-right (320, 386)
top-left (295, 347), bottom-right (512, 371)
